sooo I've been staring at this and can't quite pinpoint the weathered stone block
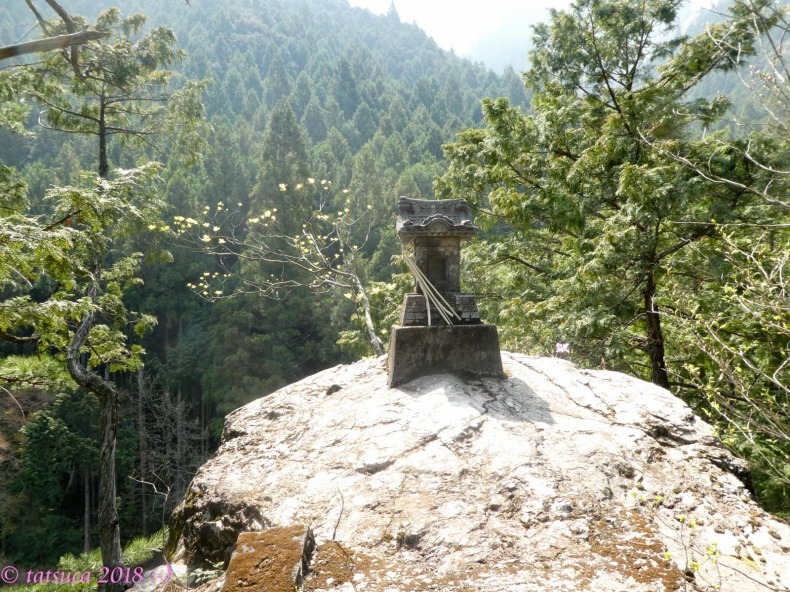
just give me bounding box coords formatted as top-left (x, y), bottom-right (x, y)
top-left (220, 526), bottom-right (315, 592)
top-left (455, 294), bottom-right (480, 321)
top-left (400, 293), bottom-right (481, 326)
top-left (387, 324), bottom-right (504, 386)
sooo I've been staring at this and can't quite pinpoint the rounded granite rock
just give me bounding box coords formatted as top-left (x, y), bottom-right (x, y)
top-left (168, 352), bottom-right (790, 592)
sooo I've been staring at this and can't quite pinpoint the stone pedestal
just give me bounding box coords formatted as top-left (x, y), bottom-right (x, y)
top-left (387, 324), bottom-right (504, 387)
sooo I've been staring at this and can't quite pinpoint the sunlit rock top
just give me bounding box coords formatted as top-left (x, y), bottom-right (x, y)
top-left (169, 353), bottom-right (790, 592)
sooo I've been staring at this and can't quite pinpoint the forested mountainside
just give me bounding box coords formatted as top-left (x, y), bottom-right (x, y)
top-left (0, 0), bottom-right (528, 404)
top-left (0, 0), bottom-right (529, 567)
top-left (0, 0), bottom-right (787, 581)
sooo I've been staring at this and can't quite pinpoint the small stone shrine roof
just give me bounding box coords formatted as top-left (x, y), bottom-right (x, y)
top-left (396, 197), bottom-right (478, 239)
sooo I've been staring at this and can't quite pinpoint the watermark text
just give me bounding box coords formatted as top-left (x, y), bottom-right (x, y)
top-left (1, 564), bottom-right (171, 586)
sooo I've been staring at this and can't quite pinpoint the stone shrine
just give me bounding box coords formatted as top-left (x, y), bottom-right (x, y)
top-left (397, 197), bottom-right (479, 326)
top-left (387, 197), bottom-right (504, 386)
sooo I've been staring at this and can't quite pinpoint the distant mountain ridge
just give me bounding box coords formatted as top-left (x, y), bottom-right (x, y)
top-left (463, 0), bottom-right (727, 73)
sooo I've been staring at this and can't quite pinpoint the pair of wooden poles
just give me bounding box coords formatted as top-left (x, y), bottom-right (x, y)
top-left (402, 251), bottom-right (461, 327)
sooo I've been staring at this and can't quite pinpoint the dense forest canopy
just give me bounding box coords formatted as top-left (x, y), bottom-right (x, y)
top-left (0, 0), bottom-right (787, 580)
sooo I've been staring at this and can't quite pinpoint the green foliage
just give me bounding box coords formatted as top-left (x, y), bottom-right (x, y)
top-left (439, 0), bottom-right (781, 387)
top-left (12, 528), bottom-right (168, 592)
top-left (29, 8), bottom-right (208, 169)
top-left (1, 164), bottom-right (165, 365)
top-left (1, 3), bottom-right (210, 572)
top-left (668, 230), bottom-right (789, 515)
top-left (0, 355), bottom-right (77, 393)
top-left (0, 69), bottom-right (33, 135)
top-left (0, 386), bottom-right (98, 565)
top-left (19, 389), bottom-right (100, 499)
top-left (440, 0), bottom-right (789, 514)
top-left (336, 274), bottom-right (410, 356)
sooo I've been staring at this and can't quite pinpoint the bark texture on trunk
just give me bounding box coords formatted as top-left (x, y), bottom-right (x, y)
top-left (137, 368), bottom-right (147, 536)
top-left (176, 388), bottom-right (184, 500)
top-left (66, 273), bottom-right (124, 592)
top-left (353, 273), bottom-right (384, 357)
top-left (84, 470), bottom-right (91, 553)
top-left (98, 99), bottom-right (109, 179)
top-left (644, 269), bottom-right (670, 390)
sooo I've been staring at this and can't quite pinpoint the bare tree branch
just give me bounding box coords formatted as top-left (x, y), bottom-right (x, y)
top-left (0, 30), bottom-right (109, 61)
top-left (24, 0), bottom-right (52, 36)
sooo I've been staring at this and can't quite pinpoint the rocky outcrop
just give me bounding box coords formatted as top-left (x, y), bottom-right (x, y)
top-left (168, 353), bottom-right (790, 592)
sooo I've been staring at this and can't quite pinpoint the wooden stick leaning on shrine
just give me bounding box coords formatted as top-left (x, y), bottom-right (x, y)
top-left (402, 251), bottom-right (460, 326)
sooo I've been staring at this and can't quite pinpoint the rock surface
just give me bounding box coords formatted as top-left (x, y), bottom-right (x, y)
top-left (169, 353), bottom-right (790, 592)
top-left (220, 527), bottom-right (315, 592)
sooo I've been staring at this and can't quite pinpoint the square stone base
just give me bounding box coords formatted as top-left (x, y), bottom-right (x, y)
top-left (387, 324), bottom-right (504, 387)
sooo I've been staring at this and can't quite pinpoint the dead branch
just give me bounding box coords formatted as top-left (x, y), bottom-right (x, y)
top-left (0, 30), bottom-right (108, 61)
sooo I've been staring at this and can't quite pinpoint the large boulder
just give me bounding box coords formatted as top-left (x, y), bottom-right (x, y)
top-left (169, 353), bottom-right (790, 592)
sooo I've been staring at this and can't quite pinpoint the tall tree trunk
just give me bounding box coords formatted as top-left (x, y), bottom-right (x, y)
top-left (137, 368), bottom-right (148, 536)
top-left (66, 268), bottom-right (124, 592)
top-left (98, 390), bottom-right (122, 591)
top-left (98, 95), bottom-right (108, 179)
top-left (84, 470), bottom-right (91, 553)
top-left (176, 387), bottom-right (184, 501)
top-left (201, 393), bottom-right (206, 460)
top-left (644, 269), bottom-right (670, 389)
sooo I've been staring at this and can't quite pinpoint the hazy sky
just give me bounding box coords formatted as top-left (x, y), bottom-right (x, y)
top-left (347, 0), bottom-right (717, 56)
top-left (346, 0), bottom-right (571, 54)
